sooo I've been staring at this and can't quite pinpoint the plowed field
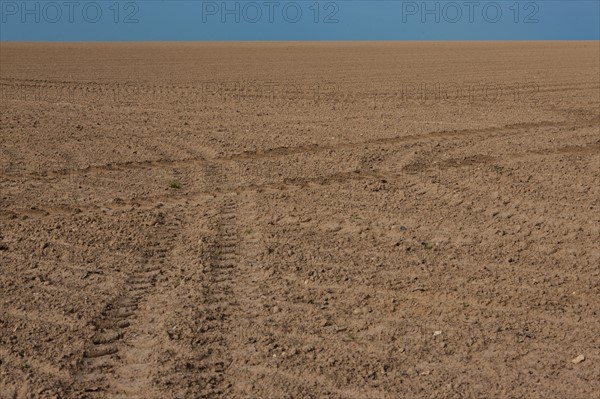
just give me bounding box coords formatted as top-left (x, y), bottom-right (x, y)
top-left (1, 42), bottom-right (599, 398)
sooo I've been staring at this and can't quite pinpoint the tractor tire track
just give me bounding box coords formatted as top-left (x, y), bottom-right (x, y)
top-left (190, 161), bottom-right (242, 398)
top-left (77, 261), bottom-right (164, 398)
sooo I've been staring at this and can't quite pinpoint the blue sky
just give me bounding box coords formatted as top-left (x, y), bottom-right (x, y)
top-left (1, 1), bottom-right (599, 41)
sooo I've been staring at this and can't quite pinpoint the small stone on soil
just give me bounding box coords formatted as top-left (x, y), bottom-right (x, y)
top-left (571, 355), bottom-right (585, 364)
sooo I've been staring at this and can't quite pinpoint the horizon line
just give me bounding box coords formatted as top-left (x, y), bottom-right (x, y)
top-left (2, 39), bottom-right (599, 43)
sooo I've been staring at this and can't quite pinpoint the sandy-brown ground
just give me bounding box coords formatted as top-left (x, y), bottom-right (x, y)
top-left (0, 42), bottom-right (599, 399)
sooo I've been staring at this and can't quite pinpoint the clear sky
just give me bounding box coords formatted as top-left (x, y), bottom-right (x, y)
top-left (0, 1), bottom-right (599, 41)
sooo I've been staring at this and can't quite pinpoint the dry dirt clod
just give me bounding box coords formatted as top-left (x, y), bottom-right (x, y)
top-left (571, 355), bottom-right (586, 364)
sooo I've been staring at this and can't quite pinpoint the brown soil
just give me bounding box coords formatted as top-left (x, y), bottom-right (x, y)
top-left (0, 42), bottom-right (599, 399)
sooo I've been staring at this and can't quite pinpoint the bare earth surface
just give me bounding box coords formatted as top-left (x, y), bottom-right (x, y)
top-left (0, 42), bottom-right (599, 399)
